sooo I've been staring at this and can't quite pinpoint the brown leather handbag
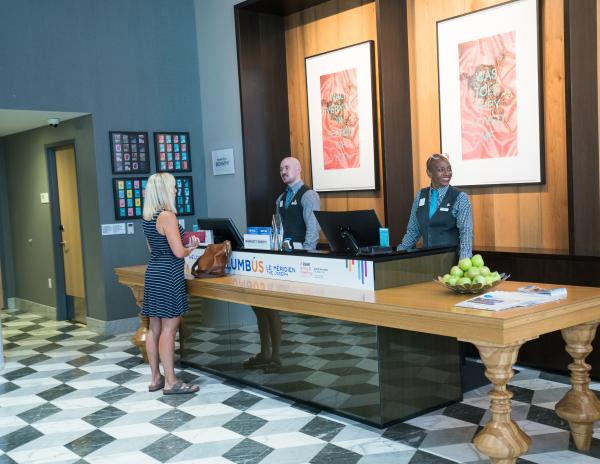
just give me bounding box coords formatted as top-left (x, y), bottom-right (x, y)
top-left (191, 240), bottom-right (232, 277)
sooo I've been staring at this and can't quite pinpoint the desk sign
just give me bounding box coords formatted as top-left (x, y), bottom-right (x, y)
top-left (243, 234), bottom-right (271, 250)
top-left (211, 148), bottom-right (235, 175)
top-left (185, 250), bottom-right (374, 290)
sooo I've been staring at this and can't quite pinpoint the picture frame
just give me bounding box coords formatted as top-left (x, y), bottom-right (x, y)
top-left (305, 41), bottom-right (378, 192)
top-left (113, 177), bottom-right (147, 220)
top-left (174, 176), bottom-right (195, 216)
top-left (109, 131), bottom-right (150, 174)
top-left (437, 0), bottom-right (544, 187)
top-left (154, 132), bottom-right (192, 173)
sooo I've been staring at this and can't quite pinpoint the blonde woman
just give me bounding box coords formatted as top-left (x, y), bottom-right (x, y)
top-left (142, 173), bottom-right (200, 394)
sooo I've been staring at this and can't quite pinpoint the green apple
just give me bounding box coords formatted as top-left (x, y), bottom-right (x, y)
top-left (491, 271), bottom-right (501, 282)
top-left (450, 266), bottom-right (463, 277)
top-left (458, 258), bottom-right (472, 271)
top-left (485, 275), bottom-right (494, 285)
top-left (442, 274), bottom-right (451, 283)
top-left (471, 254), bottom-right (484, 267)
top-left (466, 267), bottom-right (481, 280)
top-left (457, 277), bottom-right (471, 286)
top-left (479, 266), bottom-right (491, 276)
top-left (472, 275), bottom-right (487, 286)
top-left (448, 276), bottom-right (459, 286)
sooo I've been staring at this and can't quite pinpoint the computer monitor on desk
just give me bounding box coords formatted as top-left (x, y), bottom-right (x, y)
top-left (197, 217), bottom-right (244, 249)
top-left (314, 210), bottom-right (385, 254)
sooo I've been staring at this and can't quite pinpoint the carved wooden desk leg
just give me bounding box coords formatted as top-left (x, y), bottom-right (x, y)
top-left (556, 321), bottom-right (600, 450)
top-left (472, 341), bottom-right (531, 464)
top-left (128, 285), bottom-right (149, 363)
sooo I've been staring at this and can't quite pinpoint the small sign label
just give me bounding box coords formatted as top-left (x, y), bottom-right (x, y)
top-left (101, 223), bottom-right (126, 235)
top-left (40, 193), bottom-right (49, 204)
top-left (211, 148), bottom-right (235, 175)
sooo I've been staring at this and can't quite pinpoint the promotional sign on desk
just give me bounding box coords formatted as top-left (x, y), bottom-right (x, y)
top-left (185, 249), bottom-right (374, 290)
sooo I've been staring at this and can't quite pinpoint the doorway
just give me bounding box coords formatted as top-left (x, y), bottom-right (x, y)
top-left (47, 144), bottom-right (87, 323)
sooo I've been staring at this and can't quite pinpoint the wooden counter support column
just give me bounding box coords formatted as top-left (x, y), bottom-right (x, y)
top-left (555, 321), bottom-right (600, 450)
top-left (127, 285), bottom-right (149, 363)
top-left (472, 340), bottom-right (532, 464)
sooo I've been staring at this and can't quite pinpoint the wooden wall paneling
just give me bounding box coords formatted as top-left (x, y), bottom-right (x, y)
top-left (236, 9), bottom-right (291, 227)
top-left (376, 0), bottom-right (415, 244)
top-left (407, 0), bottom-right (569, 252)
top-left (540, 0), bottom-right (569, 250)
top-left (284, 1), bottom-right (386, 228)
top-left (564, 0), bottom-right (600, 256)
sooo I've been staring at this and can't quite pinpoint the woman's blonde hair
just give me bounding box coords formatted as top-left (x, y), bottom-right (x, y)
top-left (143, 173), bottom-right (177, 220)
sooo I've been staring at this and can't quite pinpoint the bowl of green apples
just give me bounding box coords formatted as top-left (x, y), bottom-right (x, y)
top-left (435, 254), bottom-right (509, 294)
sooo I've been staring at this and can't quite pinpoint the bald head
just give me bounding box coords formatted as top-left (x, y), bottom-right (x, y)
top-left (280, 157), bottom-right (302, 186)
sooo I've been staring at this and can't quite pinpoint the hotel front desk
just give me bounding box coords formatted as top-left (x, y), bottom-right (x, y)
top-left (116, 247), bottom-right (600, 464)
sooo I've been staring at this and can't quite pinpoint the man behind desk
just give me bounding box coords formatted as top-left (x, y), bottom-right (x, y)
top-left (243, 156), bottom-right (321, 373)
top-left (397, 153), bottom-right (473, 260)
top-left (275, 156), bottom-right (320, 250)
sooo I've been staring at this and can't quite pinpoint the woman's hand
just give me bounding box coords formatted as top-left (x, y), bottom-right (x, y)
top-left (186, 236), bottom-right (201, 249)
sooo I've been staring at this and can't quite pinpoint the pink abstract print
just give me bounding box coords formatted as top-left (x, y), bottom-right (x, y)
top-left (320, 68), bottom-right (360, 170)
top-left (458, 31), bottom-right (517, 160)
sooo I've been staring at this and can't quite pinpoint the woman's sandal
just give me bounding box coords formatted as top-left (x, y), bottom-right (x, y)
top-left (163, 382), bottom-right (199, 395)
top-left (148, 375), bottom-right (165, 392)
top-left (242, 354), bottom-right (270, 369)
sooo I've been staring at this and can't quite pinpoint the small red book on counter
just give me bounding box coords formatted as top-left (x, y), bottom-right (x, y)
top-left (183, 231), bottom-right (206, 246)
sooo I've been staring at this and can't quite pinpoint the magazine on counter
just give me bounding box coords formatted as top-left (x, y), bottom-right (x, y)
top-left (517, 285), bottom-right (567, 298)
top-left (456, 289), bottom-right (568, 312)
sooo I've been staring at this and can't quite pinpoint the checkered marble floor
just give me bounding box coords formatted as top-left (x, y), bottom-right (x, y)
top-left (2, 309), bottom-right (600, 464)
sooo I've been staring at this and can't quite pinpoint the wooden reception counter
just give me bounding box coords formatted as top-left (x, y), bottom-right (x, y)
top-left (116, 252), bottom-right (600, 463)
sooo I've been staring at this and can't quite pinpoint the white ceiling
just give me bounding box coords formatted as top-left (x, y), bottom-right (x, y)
top-left (0, 109), bottom-right (89, 137)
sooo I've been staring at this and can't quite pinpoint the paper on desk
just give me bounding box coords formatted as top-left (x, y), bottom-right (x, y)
top-left (456, 290), bottom-right (567, 311)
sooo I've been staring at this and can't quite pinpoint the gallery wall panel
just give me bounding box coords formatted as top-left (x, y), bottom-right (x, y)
top-left (284, 1), bottom-right (386, 225)
top-left (406, 0), bottom-right (569, 252)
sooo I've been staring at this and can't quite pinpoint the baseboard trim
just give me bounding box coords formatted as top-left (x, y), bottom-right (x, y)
top-left (87, 316), bottom-right (139, 336)
top-left (7, 297), bottom-right (16, 310)
top-left (13, 298), bottom-right (56, 319)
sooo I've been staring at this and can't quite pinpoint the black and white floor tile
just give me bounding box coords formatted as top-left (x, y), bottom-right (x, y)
top-left (2, 309), bottom-right (600, 463)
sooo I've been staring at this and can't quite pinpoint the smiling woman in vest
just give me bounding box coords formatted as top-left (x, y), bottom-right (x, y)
top-left (396, 153), bottom-right (473, 260)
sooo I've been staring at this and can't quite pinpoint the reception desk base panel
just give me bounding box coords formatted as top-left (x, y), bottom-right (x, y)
top-left (180, 306), bottom-right (461, 427)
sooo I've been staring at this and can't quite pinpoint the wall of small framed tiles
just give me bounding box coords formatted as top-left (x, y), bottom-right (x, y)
top-left (110, 131), bottom-right (194, 220)
top-left (154, 132), bottom-right (191, 172)
top-left (109, 131), bottom-right (150, 174)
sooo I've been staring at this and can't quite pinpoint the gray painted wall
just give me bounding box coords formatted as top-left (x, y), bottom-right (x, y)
top-left (0, 140), bottom-right (15, 308)
top-left (194, 0), bottom-right (255, 328)
top-left (0, 0), bottom-right (207, 321)
top-left (3, 116), bottom-right (103, 315)
top-left (195, 0), bottom-right (247, 230)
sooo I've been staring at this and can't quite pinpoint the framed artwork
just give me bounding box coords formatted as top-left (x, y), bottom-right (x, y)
top-left (154, 132), bottom-right (191, 172)
top-left (305, 41), bottom-right (378, 192)
top-left (175, 176), bottom-right (194, 216)
top-left (113, 177), bottom-right (147, 220)
top-left (437, 0), bottom-right (544, 187)
top-left (109, 131), bottom-right (150, 174)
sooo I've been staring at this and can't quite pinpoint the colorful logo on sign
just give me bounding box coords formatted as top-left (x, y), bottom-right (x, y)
top-left (346, 259), bottom-right (368, 284)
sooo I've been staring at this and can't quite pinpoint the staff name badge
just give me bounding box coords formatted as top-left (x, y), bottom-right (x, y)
top-left (419, 198), bottom-right (426, 207)
top-left (279, 200), bottom-right (284, 208)
top-left (440, 207), bottom-right (449, 212)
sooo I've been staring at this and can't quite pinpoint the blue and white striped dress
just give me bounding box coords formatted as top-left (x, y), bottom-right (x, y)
top-left (142, 210), bottom-right (188, 318)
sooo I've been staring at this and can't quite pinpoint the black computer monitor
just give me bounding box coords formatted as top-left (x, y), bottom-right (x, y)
top-left (314, 210), bottom-right (382, 253)
top-left (197, 217), bottom-right (244, 249)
